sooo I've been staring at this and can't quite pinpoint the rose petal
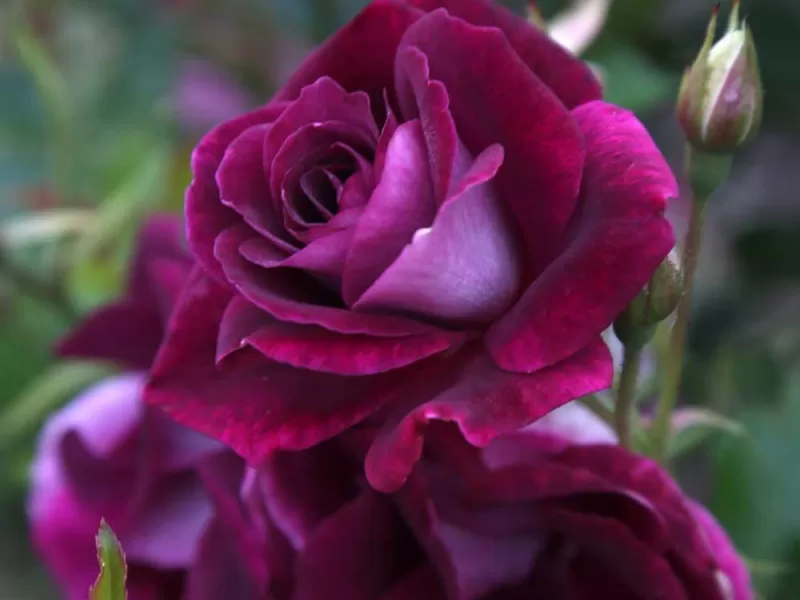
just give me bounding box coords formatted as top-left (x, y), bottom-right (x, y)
top-left (353, 145), bottom-right (521, 324)
top-left (293, 492), bottom-right (419, 600)
top-left (399, 10), bottom-right (585, 276)
top-left (145, 269), bottom-right (405, 462)
top-left (274, 1), bottom-right (424, 123)
top-left (214, 231), bottom-right (435, 337)
top-left (689, 503), bottom-right (754, 600)
top-left (342, 120), bottom-right (437, 305)
top-left (218, 295), bottom-right (457, 376)
top-left (55, 303), bottom-right (163, 370)
top-left (405, 0), bottom-right (602, 109)
top-left (56, 215), bottom-right (191, 369)
top-left (217, 124), bottom-right (297, 253)
top-left (365, 338), bottom-right (612, 492)
top-left (187, 104), bottom-right (288, 282)
top-left (394, 46), bottom-right (459, 204)
top-left (397, 474), bottom-right (543, 600)
top-left (487, 101), bottom-right (676, 373)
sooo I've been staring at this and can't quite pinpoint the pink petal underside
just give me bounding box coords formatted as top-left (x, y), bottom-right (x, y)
top-left (342, 119), bottom-right (437, 306)
top-left (224, 222), bottom-right (354, 292)
top-left (397, 473), bottom-right (543, 600)
top-left (145, 268), bottom-right (410, 462)
top-left (487, 101), bottom-right (677, 374)
top-left (186, 103), bottom-right (288, 282)
top-left (213, 228), bottom-right (436, 337)
top-left (405, 0), bottom-right (601, 109)
top-left (398, 10), bottom-right (585, 277)
top-left (365, 337), bottom-right (612, 493)
top-left (216, 294), bottom-right (458, 376)
top-left (352, 143), bottom-right (522, 325)
top-left (394, 46), bottom-right (458, 205)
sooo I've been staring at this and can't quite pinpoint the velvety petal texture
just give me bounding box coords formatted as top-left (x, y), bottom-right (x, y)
top-left (148, 0), bottom-right (675, 490)
top-left (192, 403), bottom-right (752, 600)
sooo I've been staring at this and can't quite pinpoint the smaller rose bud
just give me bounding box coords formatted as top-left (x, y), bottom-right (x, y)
top-left (614, 249), bottom-right (682, 348)
top-left (677, 1), bottom-right (763, 153)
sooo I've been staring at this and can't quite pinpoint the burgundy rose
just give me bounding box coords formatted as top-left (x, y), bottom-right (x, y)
top-left (145, 0), bottom-right (677, 491)
top-left (28, 214), bottom-right (244, 599)
top-left (193, 403), bottom-right (752, 600)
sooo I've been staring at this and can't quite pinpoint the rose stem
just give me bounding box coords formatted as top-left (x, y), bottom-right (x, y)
top-left (615, 345), bottom-right (642, 449)
top-left (651, 145), bottom-right (729, 462)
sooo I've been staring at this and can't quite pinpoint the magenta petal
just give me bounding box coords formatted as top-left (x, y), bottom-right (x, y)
top-left (394, 46), bottom-right (458, 204)
top-left (217, 124), bottom-right (296, 252)
top-left (399, 10), bottom-right (585, 275)
top-left (353, 145), bottom-right (521, 324)
top-left (274, 1), bottom-right (423, 120)
top-left (293, 492), bottom-right (418, 600)
top-left (239, 227), bottom-right (355, 291)
top-left (487, 101), bottom-right (676, 373)
top-left (342, 120), bottom-right (437, 305)
top-left (55, 303), bottom-right (163, 370)
top-left (405, 0), bottom-right (601, 109)
top-left (365, 338), bottom-right (612, 492)
top-left (214, 229), bottom-right (435, 337)
top-left (145, 269), bottom-right (403, 462)
top-left (689, 503), bottom-right (754, 600)
top-left (217, 295), bottom-right (457, 375)
top-left (186, 103), bottom-right (287, 282)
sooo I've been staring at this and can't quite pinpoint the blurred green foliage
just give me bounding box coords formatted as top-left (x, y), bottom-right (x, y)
top-left (1, 0), bottom-right (799, 598)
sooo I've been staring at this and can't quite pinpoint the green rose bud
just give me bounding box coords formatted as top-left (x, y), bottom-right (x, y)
top-left (676, 1), bottom-right (763, 154)
top-left (614, 249), bottom-right (682, 348)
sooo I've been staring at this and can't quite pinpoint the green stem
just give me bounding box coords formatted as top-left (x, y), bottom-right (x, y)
top-left (651, 145), bottom-right (729, 462)
top-left (615, 345), bottom-right (642, 449)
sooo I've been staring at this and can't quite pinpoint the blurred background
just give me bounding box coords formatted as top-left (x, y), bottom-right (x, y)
top-left (0, 0), bottom-right (798, 597)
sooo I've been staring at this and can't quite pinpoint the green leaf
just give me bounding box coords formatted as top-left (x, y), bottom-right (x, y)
top-left (667, 407), bottom-right (750, 459)
top-left (89, 520), bottom-right (127, 600)
top-left (0, 361), bottom-right (116, 452)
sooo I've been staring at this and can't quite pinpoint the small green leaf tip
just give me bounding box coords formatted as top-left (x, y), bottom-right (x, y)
top-left (89, 519), bottom-right (128, 600)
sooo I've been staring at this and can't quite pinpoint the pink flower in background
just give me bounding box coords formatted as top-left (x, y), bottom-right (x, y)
top-left (174, 59), bottom-right (252, 134)
top-left (145, 0), bottom-right (676, 492)
top-left (185, 402), bottom-right (752, 599)
top-left (27, 374), bottom-right (232, 600)
top-left (28, 214), bottom-right (244, 599)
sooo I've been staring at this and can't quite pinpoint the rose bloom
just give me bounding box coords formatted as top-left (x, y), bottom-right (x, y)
top-left (28, 216), bottom-right (242, 599)
top-left (189, 403), bottom-right (753, 600)
top-left (145, 0), bottom-right (677, 492)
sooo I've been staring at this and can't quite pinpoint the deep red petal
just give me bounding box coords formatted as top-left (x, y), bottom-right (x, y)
top-left (365, 338), bottom-right (612, 492)
top-left (274, 1), bottom-right (424, 124)
top-left (404, 0), bottom-right (601, 109)
top-left (487, 101), bottom-right (677, 373)
top-left (145, 269), bottom-right (405, 462)
top-left (399, 10), bottom-right (585, 276)
top-left (217, 295), bottom-right (458, 375)
top-left (186, 104), bottom-right (287, 282)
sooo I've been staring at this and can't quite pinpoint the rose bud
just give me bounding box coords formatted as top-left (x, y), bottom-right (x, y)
top-left (145, 0), bottom-right (678, 493)
top-left (677, 1), bottom-right (763, 154)
top-left (28, 215), bottom-right (245, 599)
top-left (614, 248), bottom-right (682, 347)
top-left (189, 403), bottom-right (753, 599)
